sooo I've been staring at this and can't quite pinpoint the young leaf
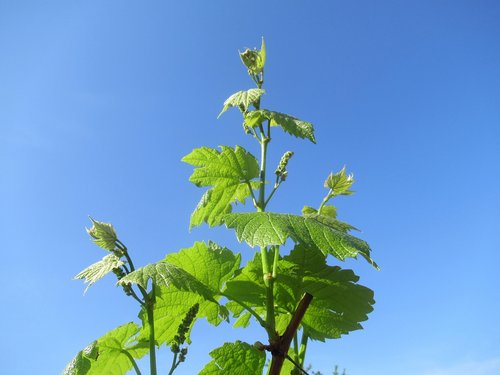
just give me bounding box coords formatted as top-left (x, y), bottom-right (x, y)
top-left (63, 323), bottom-right (148, 375)
top-left (189, 183), bottom-right (257, 230)
top-left (224, 212), bottom-right (378, 269)
top-left (319, 205), bottom-right (337, 218)
top-left (324, 167), bottom-right (355, 196)
top-left (244, 110), bottom-right (316, 143)
top-left (74, 254), bottom-right (125, 294)
top-left (86, 217), bottom-right (118, 251)
top-left (182, 146), bottom-right (259, 228)
top-left (302, 205), bottom-right (355, 234)
top-left (118, 261), bottom-right (216, 301)
top-left (218, 88), bottom-right (265, 118)
top-left (239, 38), bottom-right (266, 75)
top-left (198, 341), bottom-right (265, 375)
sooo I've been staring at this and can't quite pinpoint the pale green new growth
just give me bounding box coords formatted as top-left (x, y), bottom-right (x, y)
top-left (324, 167), bottom-right (354, 196)
top-left (86, 218), bottom-right (118, 251)
top-left (199, 341), bottom-right (265, 374)
top-left (74, 254), bottom-right (125, 294)
top-left (244, 110), bottom-right (316, 143)
top-left (218, 88), bottom-right (265, 118)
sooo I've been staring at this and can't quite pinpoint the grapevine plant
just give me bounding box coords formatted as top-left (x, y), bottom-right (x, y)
top-left (64, 39), bottom-right (378, 375)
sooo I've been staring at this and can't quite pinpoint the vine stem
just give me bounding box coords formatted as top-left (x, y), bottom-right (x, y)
top-left (167, 352), bottom-right (178, 375)
top-left (115, 240), bottom-right (157, 375)
top-left (145, 285), bottom-right (157, 375)
top-left (318, 189), bottom-right (333, 213)
top-left (122, 350), bottom-right (142, 375)
top-left (268, 293), bottom-right (313, 375)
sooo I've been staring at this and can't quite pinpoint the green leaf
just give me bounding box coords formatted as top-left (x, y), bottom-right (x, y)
top-left (136, 241), bottom-right (240, 346)
top-left (166, 241), bottom-right (241, 293)
top-left (118, 261), bottom-right (215, 301)
top-left (224, 253), bottom-right (266, 309)
top-left (218, 88), bottom-right (265, 118)
top-left (324, 166), bottom-right (355, 196)
top-left (182, 146), bottom-right (259, 228)
top-left (74, 254), bottom-right (124, 294)
top-left (199, 341), bottom-right (265, 375)
top-left (301, 205), bottom-right (318, 216)
top-left (62, 342), bottom-right (96, 375)
top-left (224, 212), bottom-right (378, 268)
top-left (302, 204), bottom-right (355, 234)
top-left (86, 217), bottom-right (118, 251)
top-left (244, 110), bottom-right (316, 143)
top-left (139, 287), bottom-right (228, 346)
top-left (278, 245), bottom-right (375, 341)
top-left (63, 323), bottom-right (148, 375)
top-left (319, 205), bottom-right (337, 218)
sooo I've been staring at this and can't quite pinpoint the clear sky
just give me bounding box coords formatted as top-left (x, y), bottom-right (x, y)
top-left (1, 1), bottom-right (499, 374)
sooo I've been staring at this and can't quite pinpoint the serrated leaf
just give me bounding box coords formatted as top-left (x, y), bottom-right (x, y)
top-left (136, 242), bottom-right (239, 346)
top-left (182, 146), bottom-right (259, 228)
top-left (244, 110), bottom-right (316, 143)
top-left (62, 343), bottom-right (95, 375)
top-left (62, 323), bottom-right (148, 375)
top-left (278, 245), bottom-right (375, 341)
top-left (86, 218), bottom-right (118, 251)
top-left (224, 253), bottom-right (266, 309)
top-left (218, 88), bottom-right (265, 118)
top-left (118, 261), bottom-right (216, 301)
top-left (190, 182), bottom-right (257, 229)
top-left (199, 341), bottom-right (265, 375)
top-left (319, 205), bottom-right (337, 218)
top-left (224, 212), bottom-right (377, 268)
top-left (138, 287), bottom-right (228, 346)
top-left (166, 241), bottom-right (241, 293)
top-left (233, 311), bottom-right (252, 328)
top-left (302, 204), bottom-right (354, 233)
top-left (74, 254), bottom-right (124, 294)
top-left (324, 166), bottom-right (355, 196)
top-left (301, 206), bottom-right (317, 216)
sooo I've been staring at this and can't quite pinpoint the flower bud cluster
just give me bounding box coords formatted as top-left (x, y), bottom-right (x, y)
top-left (275, 151), bottom-right (294, 182)
top-left (171, 303), bottom-right (200, 357)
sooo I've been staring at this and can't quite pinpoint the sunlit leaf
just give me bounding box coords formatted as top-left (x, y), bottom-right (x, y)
top-left (278, 245), bottom-right (375, 341)
top-left (86, 217), bottom-right (118, 251)
top-left (118, 261), bottom-right (215, 301)
top-left (198, 341), bottom-right (265, 375)
top-left (74, 254), bottom-right (124, 294)
top-left (182, 146), bottom-right (259, 228)
top-left (224, 212), bottom-right (377, 268)
top-left (244, 110), bottom-right (316, 143)
top-left (218, 88), bottom-right (265, 118)
top-left (324, 166), bottom-right (355, 196)
top-left (62, 323), bottom-right (148, 375)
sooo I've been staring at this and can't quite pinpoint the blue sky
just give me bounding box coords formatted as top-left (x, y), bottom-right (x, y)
top-left (1, 1), bottom-right (499, 374)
